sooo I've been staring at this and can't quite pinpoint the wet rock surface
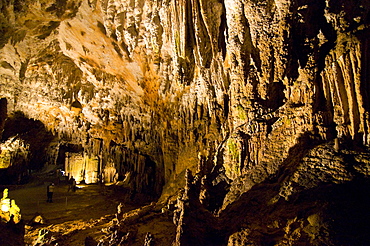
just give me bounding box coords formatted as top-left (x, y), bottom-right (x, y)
top-left (0, 0), bottom-right (369, 245)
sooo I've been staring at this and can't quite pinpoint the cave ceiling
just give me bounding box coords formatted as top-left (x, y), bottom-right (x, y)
top-left (0, 0), bottom-right (369, 187)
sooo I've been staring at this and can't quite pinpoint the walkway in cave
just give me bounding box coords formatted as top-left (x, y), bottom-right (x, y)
top-left (9, 183), bottom-right (118, 223)
top-left (2, 173), bottom-right (137, 245)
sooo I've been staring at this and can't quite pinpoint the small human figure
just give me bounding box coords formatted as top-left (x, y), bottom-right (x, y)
top-left (47, 183), bottom-right (55, 203)
top-left (71, 177), bottom-right (76, 192)
top-left (67, 177), bottom-right (72, 192)
top-left (68, 177), bottom-right (76, 192)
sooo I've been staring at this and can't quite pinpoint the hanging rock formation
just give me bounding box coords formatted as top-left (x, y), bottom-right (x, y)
top-left (0, 0), bottom-right (370, 245)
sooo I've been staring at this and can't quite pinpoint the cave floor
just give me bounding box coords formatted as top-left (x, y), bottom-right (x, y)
top-left (5, 178), bottom-right (137, 245)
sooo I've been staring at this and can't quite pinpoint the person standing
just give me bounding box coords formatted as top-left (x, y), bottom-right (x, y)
top-left (68, 177), bottom-right (76, 192)
top-left (47, 183), bottom-right (55, 203)
top-left (71, 177), bottom-right (76, 192)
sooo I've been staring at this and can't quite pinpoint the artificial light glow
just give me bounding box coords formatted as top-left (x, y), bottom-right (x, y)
top-left (65, 153), bottom-right (99, 184)
top-left (1, 199), bottom-right (10, 212)
top-left (1, 205), bottom-right (9, 212)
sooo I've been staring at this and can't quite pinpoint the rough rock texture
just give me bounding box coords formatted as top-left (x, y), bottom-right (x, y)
top-left (0, 221), bottom-right (25, 246)
top-left (0, 0), bottom-right (370, 245)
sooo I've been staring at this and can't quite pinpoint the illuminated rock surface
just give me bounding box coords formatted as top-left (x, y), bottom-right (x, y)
top-left (0, 0), bottom-right (370, 245)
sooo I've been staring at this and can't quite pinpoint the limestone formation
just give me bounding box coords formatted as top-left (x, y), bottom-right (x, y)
top-left (0, 0), bottom-right (370, 245)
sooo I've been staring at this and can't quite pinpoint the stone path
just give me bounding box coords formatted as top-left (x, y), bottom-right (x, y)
top-left (8, 183), bottom-right (118, 224)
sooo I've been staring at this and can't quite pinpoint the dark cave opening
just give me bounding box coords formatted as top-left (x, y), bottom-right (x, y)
top-left (0, 111), bottom-right (54, 184)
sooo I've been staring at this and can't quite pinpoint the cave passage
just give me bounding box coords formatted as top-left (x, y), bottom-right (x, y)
top-left (2, 176), bottom-right (142, 245)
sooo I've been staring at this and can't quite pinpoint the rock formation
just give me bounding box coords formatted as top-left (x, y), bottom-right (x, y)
top-left (0, 0), bottom-right (370, 245)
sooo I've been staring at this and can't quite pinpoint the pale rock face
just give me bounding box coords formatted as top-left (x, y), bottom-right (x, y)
top-left (0, 0), bottom-right (370, 244)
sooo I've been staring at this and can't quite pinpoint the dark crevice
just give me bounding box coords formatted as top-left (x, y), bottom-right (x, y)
top-left (97, 21), bottom-right (107, 35)
top-left (259, 80), bottom-right (286, 111)
top-left (218, 0), bottom-right (227, 60)
top-left (192, 0), bottom-right (212, 68)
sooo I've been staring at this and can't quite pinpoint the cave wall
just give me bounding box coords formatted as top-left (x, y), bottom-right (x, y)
top-left (1, 0), bottom-right (370, 244)
top-left (0, 0), bottom-right (369, 225)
